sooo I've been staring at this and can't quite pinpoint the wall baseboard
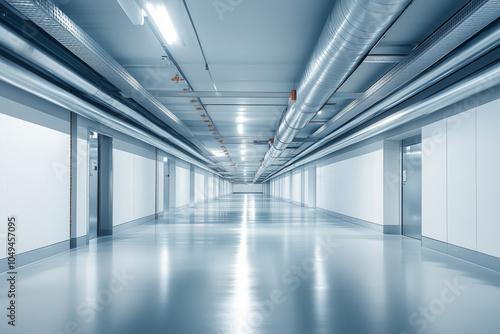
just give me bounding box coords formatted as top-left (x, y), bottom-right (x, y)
top-left (114, 214), bottom-right (155, 233)
top-left (70, 235), bottom-right (87, 248)
top-left (316, 208), bottom-right (386, 234)
top-left (0, 240), bottom-right (70, 273)
top-left (422, 237), bottom-right (500, 273)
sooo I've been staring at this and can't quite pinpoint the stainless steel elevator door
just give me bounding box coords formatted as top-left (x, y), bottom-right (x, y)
top-left (89, 131), bottom-right (99, 240)
top-left (402, 142), bottom-right (422, 240)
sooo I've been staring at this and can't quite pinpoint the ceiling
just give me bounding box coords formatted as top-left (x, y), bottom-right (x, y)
top-left (2, 0), bottom-right (484, 182)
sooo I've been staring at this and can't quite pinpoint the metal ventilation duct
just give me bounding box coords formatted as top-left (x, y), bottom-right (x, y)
top-left (0, 54), bottom-right (220, 175)
top-left (312, 0), bottom-right (500, 139)
top-left (3, 0), bottom-right (215, 161)
top-left (254, 0), bottom-right (412, 181)
top-left (284, 18), bottom-right (500, 168)
top-left (0, 21), bottom-right (214, 166)
top-left (268, 60), bottom-right (500, 179)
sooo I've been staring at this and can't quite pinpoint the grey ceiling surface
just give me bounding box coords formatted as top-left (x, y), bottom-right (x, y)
top-left (46, 0), bottom-right (480, 182)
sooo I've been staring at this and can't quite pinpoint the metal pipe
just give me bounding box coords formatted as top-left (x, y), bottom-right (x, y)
top-left (0, 21), bottom-right (214, 166)
top-left (281, 19), bottom-right (500, 169)
top-left (0, 54), bottom-right (220, 175)
top-left (266, 60), bottom-right (500, 180)
top-left (312, 0), bottom-right (500, 139)
top-left (254, 0), bottom-right (411, 181)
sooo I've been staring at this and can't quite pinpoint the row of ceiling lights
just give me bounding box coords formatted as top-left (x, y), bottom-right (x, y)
top-left (194, 100), bottom-right (237, 173)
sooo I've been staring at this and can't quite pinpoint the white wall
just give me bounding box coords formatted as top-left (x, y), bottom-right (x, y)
top-left (233, 184), bottom-right (263, 193)
top-left (447, 109), bottom-right (477, 250)
top-left (292, 172), bottom-right (301, 203)
top-left (304, 169), bottom-right (312, 206)
top-left (158, 161), bottom-right (164, 212)
top-left (195, 171), bottom-right (205, 203)
top-left (317, 144), bottom-right (384, 225)
top-left (113, 139), bottom-right (156, 226)
top-left (176, 166), bottom-right (190, 207)
top-left (422, 99), bottom-right (500, 259)
top-left (477, 100), bottom-right (500, 258)
top-left (422, 119), bottom-right (447, 242)
top-left (0, 92), bottom-right (70, 258)
top-left (207, 175), bottom-right (214, 199)
top-left (283, 175), bottom-right (291, 200)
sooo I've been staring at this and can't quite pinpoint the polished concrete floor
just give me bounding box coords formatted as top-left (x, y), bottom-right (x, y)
top-left (2, 194), bottom-right (500, 334)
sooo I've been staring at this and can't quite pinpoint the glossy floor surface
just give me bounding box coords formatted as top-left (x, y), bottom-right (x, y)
top-left (2, 194), bottom-right (500, 334)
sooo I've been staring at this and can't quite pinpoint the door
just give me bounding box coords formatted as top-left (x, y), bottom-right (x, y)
top-left (402, 138), bottom-right (422, 240)
top-left (88, 131), bottom-right (99, 240)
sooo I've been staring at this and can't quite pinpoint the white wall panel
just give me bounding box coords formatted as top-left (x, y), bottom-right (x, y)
top-left (233, 184), bottom-right (263, 193)
top-left (317, 164), bottom-right (335, 211)
top-left (208, 175), bottom-right (214, 199)
top-left (422, 120), bottom-right (448, 242)
top-left (113, 145), bottom-right (136, 226)
top-left (176, 166), bottom-right (190, 207)
top-left (317, 148), bottom-right (384, 225)
top-left (158, 161), bottom-right (164, 212)
top-left (447, 109), bottom-right (477, 251)
top-left (292, 172), bottom-right (301, 203)
top-left (304, 169), bottom-right (311, 206)
top-left (335, 150), bottom-right (384, 225)
top-left (113, 139), bottom-right (155, 226)
top-left (134, 151), bottom-right (155, 219)
top-left (195, 172), bottom-right (205, 203)
top-left (477, 100), bottom-right (500, 258)
top-left (0, 96), bottom-right (70, 257)
top-left (283, 175), bottom-right (291, 200)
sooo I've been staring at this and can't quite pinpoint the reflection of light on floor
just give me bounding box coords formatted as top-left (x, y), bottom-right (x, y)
top-left (314, 245), bottom-right (328, 323)
top-left (159, 247), bottom-right (169, 297)
top-left (233, 194), bottom-right (250, 326)
top-left (87, 243), bottom-right (99, 295)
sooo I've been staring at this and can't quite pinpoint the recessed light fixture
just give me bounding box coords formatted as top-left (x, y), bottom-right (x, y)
top-left (237, 124), bottom-right (244, 134)
top-left (237, 116), bottom-right (245, 123)
top-left (145, 2), bottom-right (177, 45)
top-left (163, 157), bottom-right (168, 162)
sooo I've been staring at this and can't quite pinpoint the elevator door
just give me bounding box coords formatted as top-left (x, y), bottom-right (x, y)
top-left (402, 141), bottom-right (422, 240)
top-left (89, 131), bottom-right (99, 240)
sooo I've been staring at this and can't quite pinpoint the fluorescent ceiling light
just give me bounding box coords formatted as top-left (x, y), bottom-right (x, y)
top-left (212, 150), bottom-right (226, 157)
top-left (241, 150), bottom-right (246, 155)
top-left (237, 116), bottom-right (245, 123)
top-left (237, 124), bottom-right (244, 134)
top-left (146, 3), bottom-right (177, 45)
top-left (163, 157), bottom-right (168, 162)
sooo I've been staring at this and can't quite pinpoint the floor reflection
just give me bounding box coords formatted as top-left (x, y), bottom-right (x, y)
top-left (1, 194), bottom-right (500, 334)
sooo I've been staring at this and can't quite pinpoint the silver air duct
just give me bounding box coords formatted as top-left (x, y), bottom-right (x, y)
top-left (268, 60), bottom-right (500, 179)
top-left (0, 21), bottom-right (213, 166)
top-left (0, 54), bottom-right (220, 175)
top-left (312, 0), bottom-right (500, 138)
top-left (254, 0), bottom-right (411, 182)
top-left (282, 18), bottom-right (500, 170)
